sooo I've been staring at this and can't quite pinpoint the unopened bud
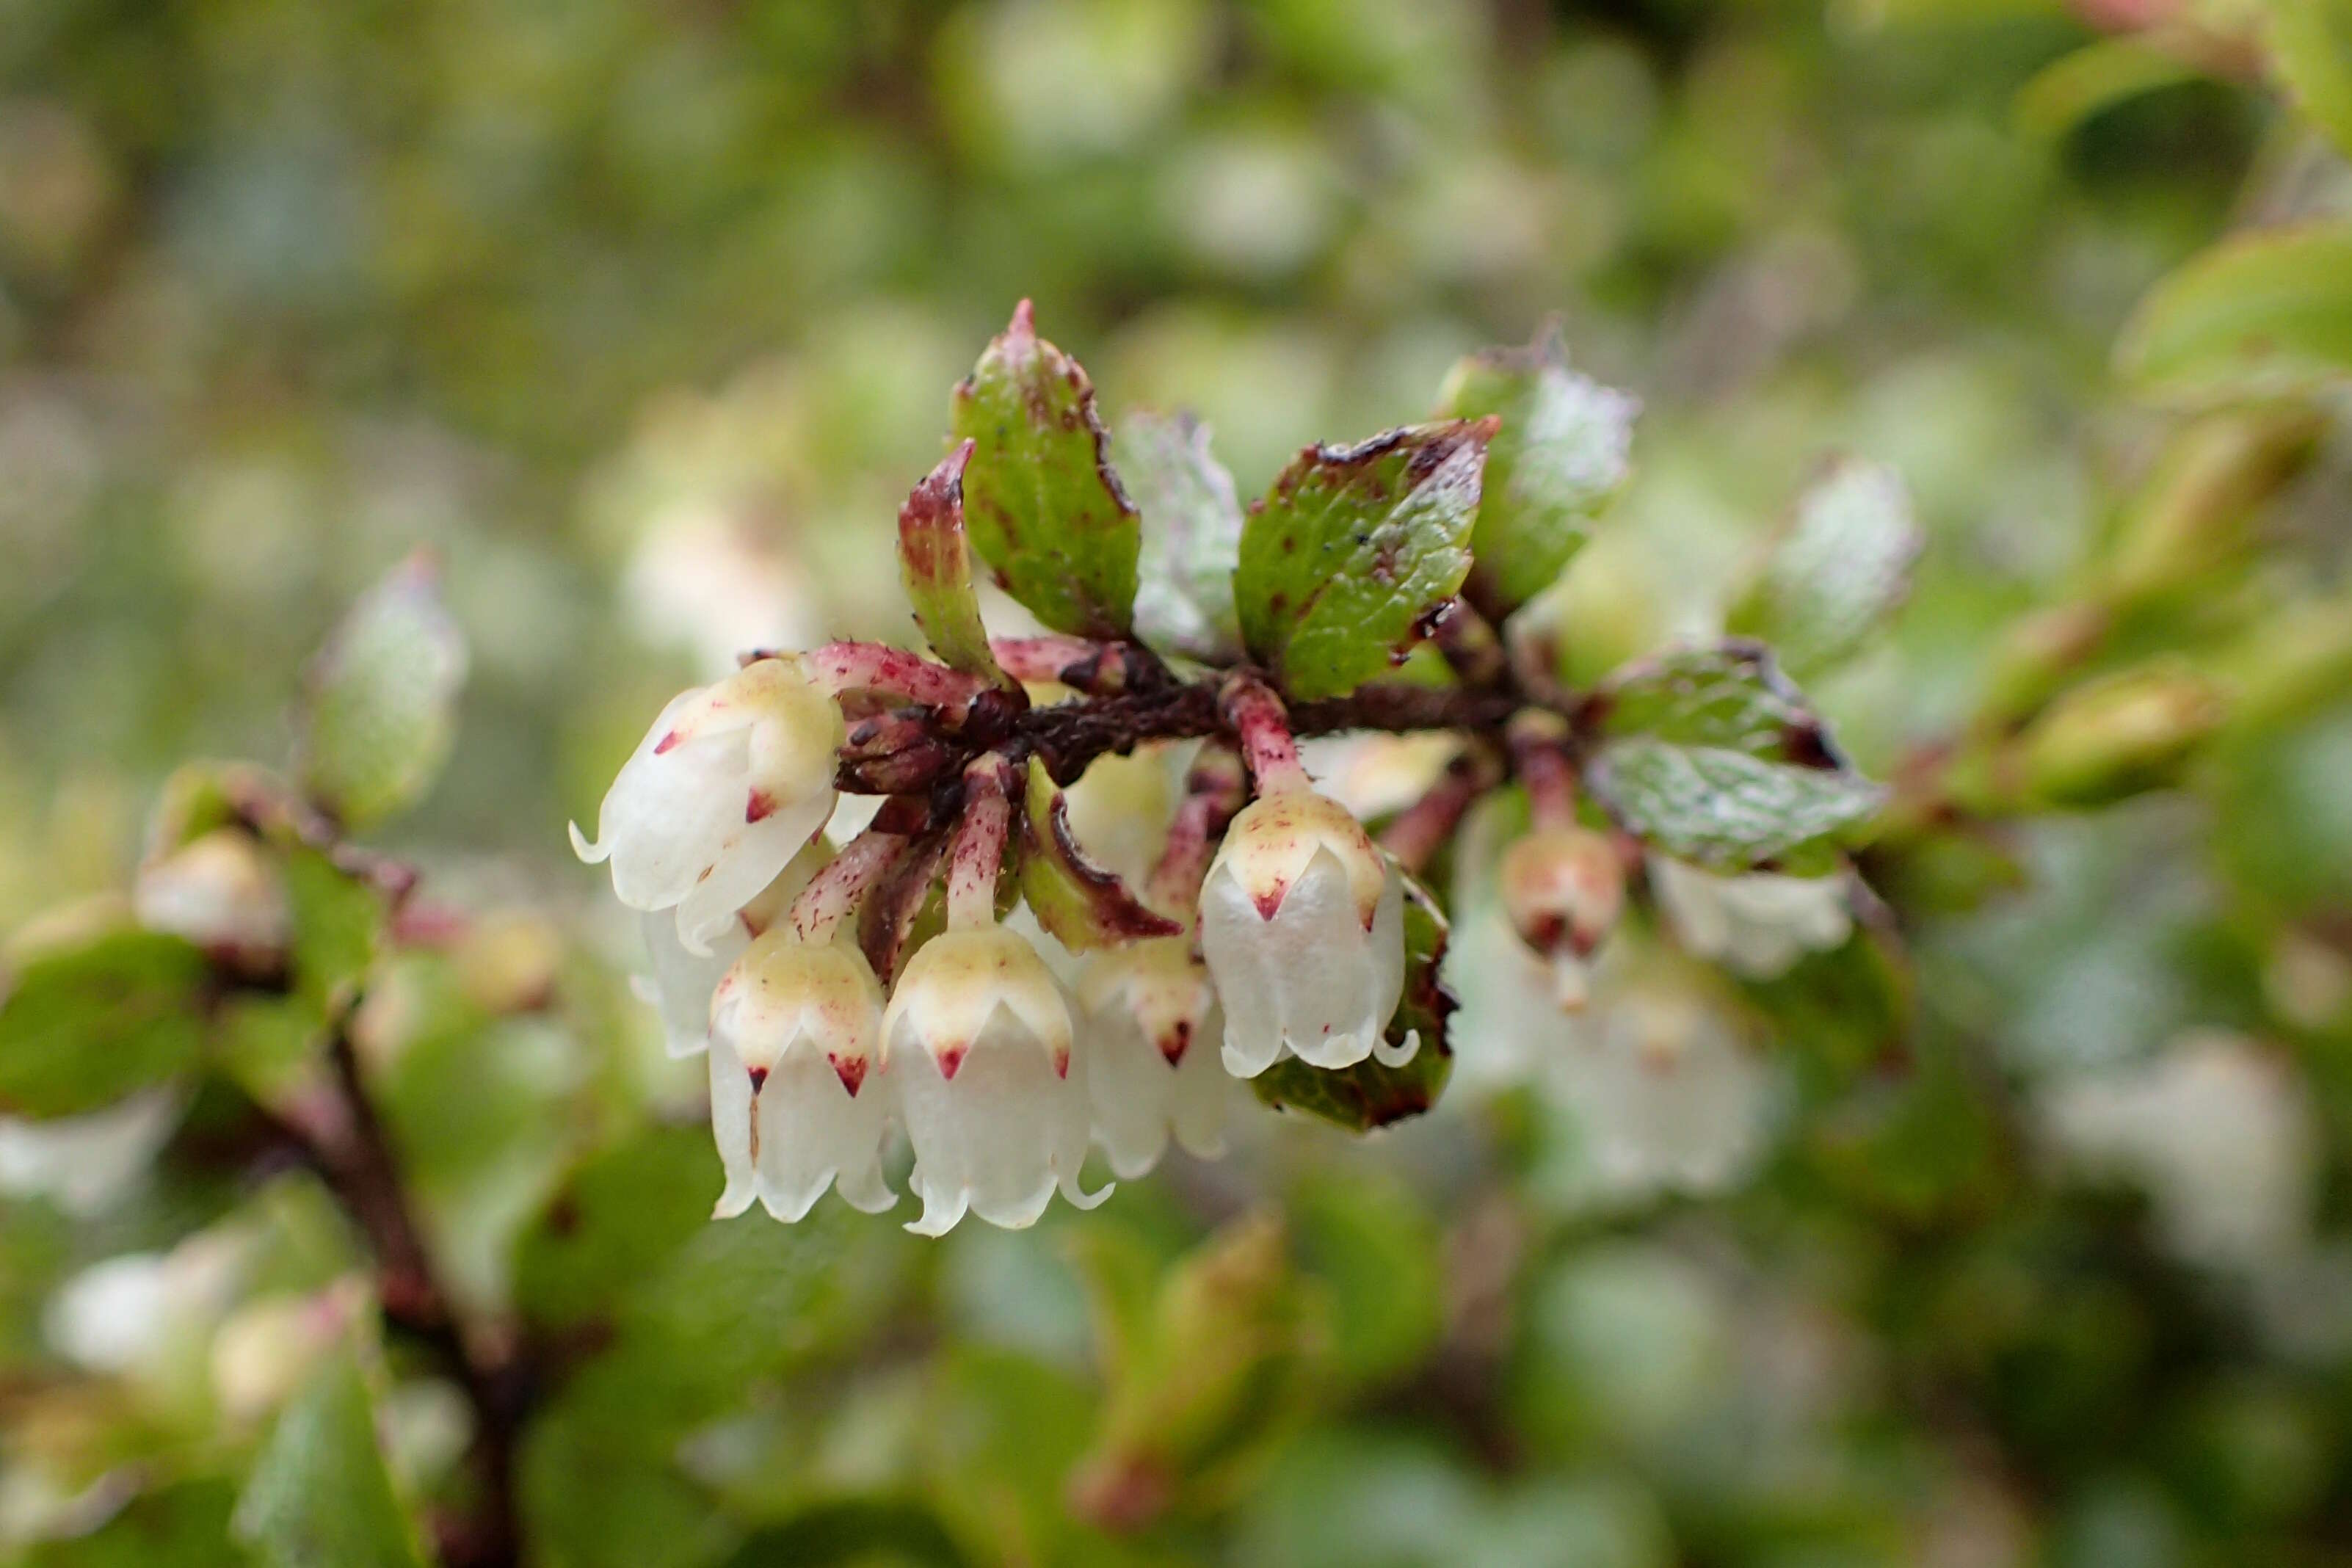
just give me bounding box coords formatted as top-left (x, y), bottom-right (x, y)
top-left (2105, 410), bottom-right (2320, 609)
top-left (1495, 827), bottom-right (1624, 1008)
top-left (2019, 661), bottom-right (2225, 807)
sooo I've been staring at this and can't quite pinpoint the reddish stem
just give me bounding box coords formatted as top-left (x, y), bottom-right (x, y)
top-left (788, 830), bottom-right (905, 945)
top-left (1508, 716), bottom-right (1579, 832)
top-left (1380, 748), bottom-right (1501, 873)
top-left (1148, 744), bottom-right (1247, 912)
top-left (1219, 674), bottom-right (1308, 791)
top-left (945, 758), bottom-right (1014, 928)
top-left (808, 640), bottom-right (987, 710)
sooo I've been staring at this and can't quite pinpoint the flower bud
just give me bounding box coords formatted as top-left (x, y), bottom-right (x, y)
top-left (884, 926), bottom-right (1105, 1235)
top-left (571, 656), bottom-right (843, 951)
top-left (1647, 854), bottom-right (1851, 980)
top-left (1495, 826), bottom-right (1625, 1009)
top-left (1197, 786), bottom-right (1406, 1076)
top-left (2018, 661), bottom-right (2224, 807)
top-left (1079, 938), bottom-right (1231, 1180)
top-left (706, 929), bottom-right (896, 1222)
top-left (133, 828), bottom-right (288, 973)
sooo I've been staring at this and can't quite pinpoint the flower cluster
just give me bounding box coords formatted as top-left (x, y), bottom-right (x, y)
top-left (570, 305), bottom-right (1891, 1235)
top-left (572, 648), bottom-right (1415, 1235)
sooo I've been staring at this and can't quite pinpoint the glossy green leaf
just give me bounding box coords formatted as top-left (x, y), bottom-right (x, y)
top-left (1251, 867), bottom-right (1454, 1130)
top-left (949, 300), bottom-right (1139, 639)
top-left (2265, 0), bottom-right (2352, 160)
top-left (1584, 643), bottom-right (1884, 874)
top-left (2116, 223), bottom-right (2352, 402)
top-left (1115, 409), bottom-right (1246, 661)
top-left (1235, 421), bottom-right (1493, 701)
top-left (1015, 758), bottom-right (1180, 952)
top-left (1435, 328), bottom-right (1636, 617)
top-left (0, 926), bottom-right (208, 1118)
top-left (232, 1347), bottom-right (425, 1568)
top-left (297, 553), bottom-right (468, 830)
top-left (1726, 457), bottom-right (1922, 678)
top-left (897, 440), bottom-right (1017, 689)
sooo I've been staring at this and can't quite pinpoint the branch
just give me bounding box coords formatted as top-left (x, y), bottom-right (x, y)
top-left (270, 1017), bottom-right (529, 1568)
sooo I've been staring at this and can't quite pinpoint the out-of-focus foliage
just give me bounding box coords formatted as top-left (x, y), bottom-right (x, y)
top-left (4, 0), bottom-right (2351, 1564)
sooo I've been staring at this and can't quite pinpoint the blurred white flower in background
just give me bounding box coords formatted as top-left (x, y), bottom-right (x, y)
top-left (2040, 1029), bottom-right (2317, 1271)
top-left (0, 1089), bottom-right (182, 1218)
top-left (1647, 854), bottom-right (1851, 979)
top-left (623, 505), bottom-right (817, 679)
top-left (43, 1228), bottom-right (247, 1378)
top-left (1533, 978), bottom-right (1774, 1211)
top-left (1298, 732), bottom-right (1462, 823)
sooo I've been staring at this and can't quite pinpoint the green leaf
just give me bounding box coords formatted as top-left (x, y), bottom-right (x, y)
top-left (1235, 421), bottom-right (1494, 701)
top-left (949, 300), bottom-right (1140, 639)
top-left (2012, 37), bottom-right (2206, 140)
top-left (1251, 868), bottom-right (1454, 1130)
top-left (2116, 222), bottom-right (2352, 403)
top-left (897, 440), bottom-right (1017, 689)
top-left (2265, 0), bottom-right (2352, 160)
top-left (297, 553), bottom-right (468, 830)
top-left (0, 926), bottom-right (208, 1118)
top-left (1584, 643), bottom-right (1884, 874)
top-left (1015, 758), bottom-right (1181, 952)
top-left (512, 1124), bottom-right (717, 1332)
top-left (1071, 1214), bottom-right (1317, 1530)
top-left (1435, 328), bottom-right (1636, 617)
top-left (283, 846), bottom-right (385, 1015)
top-left (232, 1347), bottom-right (425, 1568)
top-left (1726, 457), bottom-right (1923, 678)
top-left (1114, 409), bottom-right (1246, 661)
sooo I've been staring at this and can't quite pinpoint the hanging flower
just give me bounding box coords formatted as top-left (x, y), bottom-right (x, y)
top-left (1078, 937), bottom-right (1231, 1178)
top-left (1197, 785), bottom-right (1407, 1076)
top-left (1647, 854), bottom-right (1851, 979)
top-left (884, 925), bottom-right (1106, 1235)
top-left (1496, 825), bottom-right (1625, 1010)
top-left (636, 841), bottom-right (829, 1059)
top-left (571, 656), bottom-right (844, 951)
top-left (706, 929), bottom-right (896, 1222)
top-left (1538, 982), bottom-right (1771, 1207)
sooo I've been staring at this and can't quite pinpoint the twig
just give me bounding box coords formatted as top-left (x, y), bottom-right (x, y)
top-left (269, 1017), bottom-right (530, 1568)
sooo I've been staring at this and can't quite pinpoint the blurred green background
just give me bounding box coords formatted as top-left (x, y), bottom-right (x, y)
top-left (4, 0), bottom-right (2351, 1564)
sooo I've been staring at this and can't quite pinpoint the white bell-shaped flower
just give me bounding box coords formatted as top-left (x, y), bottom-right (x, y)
top-left (635, 842), bottom-right (829, 1059)
top-left (1497, 826), bottom-right (1625, 1010)
top-left (706, 929), bottom-right (896, 1222)
top-left (572, 656), bottom-right (844, 951)
top-left (1647, 855), bottom-right (1851, 979)
top-left (1078, 937), bottom-right (1232, 1178)
top-left (1539, 984), bottom-right (1770, 1207)
top-left (1197, 785), bottom-right (1407, 1076)
top-left (884, 926), bottom-right (1106, 1235)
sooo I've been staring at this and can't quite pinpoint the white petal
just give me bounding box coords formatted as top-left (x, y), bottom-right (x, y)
top-left (641, 910), bottom-right (747, 1058)
top-left (672, 793), bottom-right (830, 954)
top-left (1085, 1006), bottom-right (1175, 1180)
top-left (896, 1010), bottom-right (1094, 1233)
top-left (707, 1037), bottom-right (758, 1219)
top-left (1200, 865), bottom-right (1285, 1077)
top-left (752, 1048), bottom-right (896, 1222)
